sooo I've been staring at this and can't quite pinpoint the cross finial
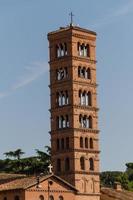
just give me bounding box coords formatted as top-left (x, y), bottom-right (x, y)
top-left (48, 163), bottom-right (53, 174)
top-left (69, 12), bottom-right (74, 26)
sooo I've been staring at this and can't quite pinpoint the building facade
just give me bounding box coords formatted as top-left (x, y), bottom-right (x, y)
top-left (48, 25), bottom-right (100, 200)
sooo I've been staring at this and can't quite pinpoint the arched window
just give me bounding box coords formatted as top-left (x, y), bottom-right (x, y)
top-left (66, 115), bottom-right (69, 127)
top-left (90, 138), bottom-right (93, 149)
top-left (89, 158), bottom-right (94, 171)
top-left (80, 137), bottom-right (83, 148)
top-left (61, 138), bottom-right (64, 149)
top-left (64, 43), bottom-right (67, 55)
top-left (89, 116), bottom-right (93, 128)
top-left (85, 138), bottom-right (88, 148)
top-left (39, 195), bottom-right (44, 200)
top-left (65, 157), bottom-right (70, 171)
top-left (88, 92), bottom-right (92, 106)
top-left (80, 157), bottom-right (85, 170)
top-left (49, 196), bottom-right (54, 200)
top-left (57, 159), bottom-right (61, 172)
top-left (59, 196), bottom-right (64, 200)
top-left (66, 137), bottom-right (69, 149)
top-left (14, 196), bottom-right (19, 200)
top-left (87, 44), bottom-right (90, 57)
top-left (57, 139), bottom-right (60, 150)
top-left (87, 68), bottom-right (91, 79)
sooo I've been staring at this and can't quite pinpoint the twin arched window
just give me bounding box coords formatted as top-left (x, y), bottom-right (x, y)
top-left (78, 66), bottom-right (91, 79)
top-left (57, 137), bottom-right (70, 151)
top-left (57, 158), bottom-right (70, 172)
top-left (56, 91), bottom-right (69, 106)
top-left (79, 115), bottom-right (93, 129)
top-left (56, 67), bottom-right (68, 80)
top-left (57, 115), bottom-right (69, 129)
top-left (77, 42), bottom-right (90, 57)
top-left (79, 90), bottom-right (92, 106)
top-left (56, 43), bottom-right (67, 58)
top-left (80, 157), bottom-right (94, 171)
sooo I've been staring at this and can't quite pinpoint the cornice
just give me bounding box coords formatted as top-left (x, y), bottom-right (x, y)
top-left (49, 56), bottom-right (97, 65)
top-left (50, 128), bottom-right (99, 135)
top-left (52, 149), bottom-right (100, 155)
top-left (49, 105), bottom-right (99, 112)
top-left (49, 81), bottom-right (98, 88)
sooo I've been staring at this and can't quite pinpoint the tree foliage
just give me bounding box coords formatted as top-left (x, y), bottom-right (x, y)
top-left (101, 163), bottom-right (133, 191)
top-left (1, 147), bottom-right (51, 175)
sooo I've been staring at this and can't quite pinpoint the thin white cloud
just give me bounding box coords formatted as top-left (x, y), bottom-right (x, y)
top-left (12, 61), bottom-right (48, 90)
top-left (91, 1), bottom-right (133, 29)
top-left (0, 61), bottom-right (48, 99)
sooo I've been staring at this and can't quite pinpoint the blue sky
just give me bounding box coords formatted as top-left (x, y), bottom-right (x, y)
top-left (0, 0), bottom-right (133, 171)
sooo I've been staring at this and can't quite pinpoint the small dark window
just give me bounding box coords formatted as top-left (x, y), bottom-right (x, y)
top-left (80, 137), bottom-right (83, 148)
top-left (61, 138), bottom-right (64, 149)
top-left (59, 196), bottom-right (64, 200)
top-left (80, 157), bottom-right (85, 170)
top-left (66, 137), bottom-right (69, 149)
top-left (57, 139), bottom-right (60, 150)
top-left (39, 195), bottom-right (44, 200)
top-left (14, 196), bottom-right (19, 200)
top-left (85, 137), bottom-right (88, 148)
top-left (57, 159), bottom-right (61, 172)
top-left (3, 198), bottom-right (7, 200)
top-left (65, 157), bottom-right (70, 171)
top-left (89, 158), bottom-right (94, 171)
top-left (49, 196), bottom-right (54, 200)
top-left (90, 138), bottom-right (93, 149)
top-left (89, 116), bottom-right (93, 128)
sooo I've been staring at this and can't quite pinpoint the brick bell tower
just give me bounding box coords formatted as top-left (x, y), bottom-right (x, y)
top-left (48, 23), bottom-right (100, 200)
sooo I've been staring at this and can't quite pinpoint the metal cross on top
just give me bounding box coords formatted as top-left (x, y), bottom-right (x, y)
top-left (48, 163), bottom-right (53, 174)
top-left (69, 12), bottom-right (74, 26)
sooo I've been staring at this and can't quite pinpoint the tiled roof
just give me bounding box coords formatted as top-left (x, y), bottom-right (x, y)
top-left (0, 174), bottom-right (77, 192)
top-left (101, 187), bottom-right (133, 200)
top-left (0, 173), bottom-right (26, 184)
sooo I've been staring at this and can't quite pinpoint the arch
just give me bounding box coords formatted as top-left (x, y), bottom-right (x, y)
top-left (80, 137), bottom-right (83, 148)
top-left (87, 44), bottom-right (90, 57)
top-left (49, 195), bottom-right (54, 200)
top-left (65, 90), bottom-right (69, 104)
top-left (64, 42), bottom-right (67, 55)
top-left (57, 139), bottom-right (60, 150)
top-left (89, 158), bottom-right (94, 171)
top-left (66, 115), bottom-right (69, 127)
top-left (59, 196), bottom-right (64, 200)
top-left (14, 196), bottom-right (19, 200)
top-left (66, 137), bottom-right (69, 149)
top-left (87, 92), bottom-right (92, 106)
top-left (61, 138), bottom-right (64, 149)
top-left (39, 195), bottom-right (44, 200)
top-left (78, 66), bottom-right (81, 77)
top-left (87, 68), bottom-right (91, 79)
top-left (57, 159), bottom-right (61, 172)
top-left (90, 138), bottom-right (93, 149)
top-left (65, 157), bottom-right (70, 171)
top-left (80, 156), bottom-right (85, 170)
top-left (85, 137), bottom-right (88, 148)
top-left (88, 116), bottom-right (93, 128)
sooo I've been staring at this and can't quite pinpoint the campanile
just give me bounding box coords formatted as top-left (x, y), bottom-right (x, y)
top-left (48, 24), bottom-right (100, 200)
